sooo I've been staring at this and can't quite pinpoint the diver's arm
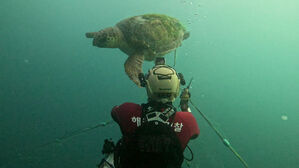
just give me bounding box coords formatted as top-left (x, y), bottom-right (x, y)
top-left (111, 106), bottom-right (120, 124)
top-left (180, 100), bottom-right (191, 112)
top-left (190, 134), bottom-right (198, 140)
top-left (180, 88), bottom-right (191, 112)
top-left (188, 113), bottom-right (200, 140)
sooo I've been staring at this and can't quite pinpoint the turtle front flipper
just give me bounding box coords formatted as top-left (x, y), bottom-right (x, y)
top-left (124, 54), bottom-right (145, 86)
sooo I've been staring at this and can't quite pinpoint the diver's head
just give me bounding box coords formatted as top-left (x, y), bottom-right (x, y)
top-left (139, 65), bottom-right (184, 104)
top-left (92, 27), bottom-right (121, 48)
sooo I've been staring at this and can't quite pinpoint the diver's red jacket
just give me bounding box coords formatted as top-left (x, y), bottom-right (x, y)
top-left (111, 102), bottom-right (200, 150)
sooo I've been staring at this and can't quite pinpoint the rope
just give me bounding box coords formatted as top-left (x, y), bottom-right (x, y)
top-left (38, 120), bottom-right (114, 148)
top-left (0, 120), bottom-right (114, 168)
top-left (190, 100), bottom-right (249, 168)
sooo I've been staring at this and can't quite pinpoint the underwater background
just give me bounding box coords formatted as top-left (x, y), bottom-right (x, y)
top-left (1, 0), bottom-right (299, 167)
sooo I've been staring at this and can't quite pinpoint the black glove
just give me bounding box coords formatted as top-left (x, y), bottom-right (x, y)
top-left (102, 139), bottom-right (115, 154)
top-left (180, 88), bottom-right (191, 111)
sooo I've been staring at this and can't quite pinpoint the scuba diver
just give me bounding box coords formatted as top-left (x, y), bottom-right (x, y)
top-left (99, 58), bottom-right (199, 168)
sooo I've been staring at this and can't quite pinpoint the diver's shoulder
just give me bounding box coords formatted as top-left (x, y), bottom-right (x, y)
top-left (119, 102), bottom-right (142, 110)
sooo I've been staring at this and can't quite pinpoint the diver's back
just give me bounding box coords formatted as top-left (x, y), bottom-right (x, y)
top-left (115, 121), bottom-right (183, 168)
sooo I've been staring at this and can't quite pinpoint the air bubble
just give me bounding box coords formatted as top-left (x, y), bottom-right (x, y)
top-left (281, 115), bottom-right (288, 121)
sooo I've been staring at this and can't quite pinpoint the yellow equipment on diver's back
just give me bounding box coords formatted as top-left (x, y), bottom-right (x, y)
top-left (145, 65), bottom-right (181, 103)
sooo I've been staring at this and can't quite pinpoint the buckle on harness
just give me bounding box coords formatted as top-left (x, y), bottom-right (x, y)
top-left (146, 112), bottom-right (169, 124)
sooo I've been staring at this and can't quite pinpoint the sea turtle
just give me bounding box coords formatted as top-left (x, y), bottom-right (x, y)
top-left (86, 14), bottom-right (190, 86)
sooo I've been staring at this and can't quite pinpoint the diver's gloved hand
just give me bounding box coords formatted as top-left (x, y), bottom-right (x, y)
top-left (102, 139), bottom-right (115, 154)
top-left (180, 88), bottom-right (191, 112)
top-left (180, 88), bottom-right (191, 101)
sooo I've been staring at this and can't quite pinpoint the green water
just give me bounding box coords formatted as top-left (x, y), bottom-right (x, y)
top-left (1, 0), bottom-right (298, 167)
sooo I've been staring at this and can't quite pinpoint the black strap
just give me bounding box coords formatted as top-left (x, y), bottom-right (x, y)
top-left (141, 102), bottom-right (177, 124)
top-left (184, 145), bottom-right (194, 161)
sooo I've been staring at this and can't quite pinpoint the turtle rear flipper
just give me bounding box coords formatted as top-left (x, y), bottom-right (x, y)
top-left (124, 54), bottom-right (144, 86)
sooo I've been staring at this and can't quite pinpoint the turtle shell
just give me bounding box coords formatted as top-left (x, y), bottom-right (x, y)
top-left (116, 14), bottom-right (187, 60)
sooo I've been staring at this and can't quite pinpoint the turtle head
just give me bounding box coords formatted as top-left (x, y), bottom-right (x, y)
top-left (91, 27), bottom-right (122, 48)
